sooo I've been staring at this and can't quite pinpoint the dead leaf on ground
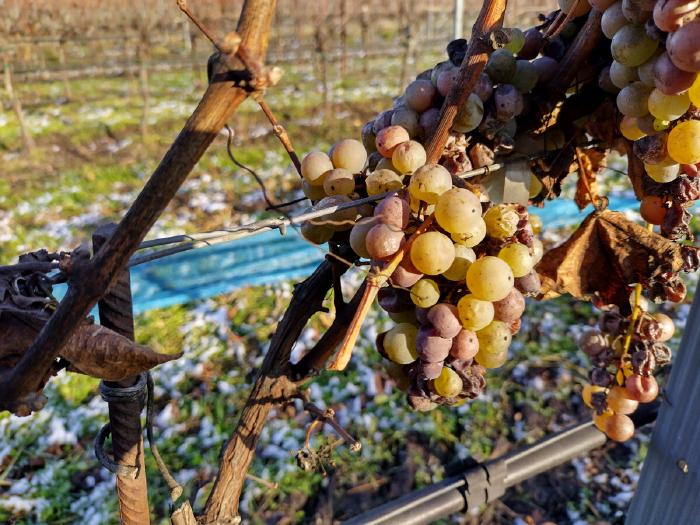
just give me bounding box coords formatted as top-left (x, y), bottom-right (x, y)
top-left (536, 209), bottom-right (685, 310)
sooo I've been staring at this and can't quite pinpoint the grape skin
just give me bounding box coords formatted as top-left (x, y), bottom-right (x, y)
top-left (410, 231), bottom-right (456, 275)
top-left (457, 294), bottom-right (494, 331)
top-left (411, 279), bottom-right (441, 308)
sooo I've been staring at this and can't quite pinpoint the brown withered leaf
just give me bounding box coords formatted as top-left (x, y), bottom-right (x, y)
top-left (536, 210), bottom-right (685, 311)
top-left (574, 148), bottom-right (607, 210)
top-left (529, 143), bottom-right (577, 203)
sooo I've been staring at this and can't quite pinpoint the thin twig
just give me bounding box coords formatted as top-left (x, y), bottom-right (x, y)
top-left (225, 124), bottom-right (278, 208)
top-left (257, 97), bottom-right (302, 176)
top-left (304, 402), bottom-right (361, 452)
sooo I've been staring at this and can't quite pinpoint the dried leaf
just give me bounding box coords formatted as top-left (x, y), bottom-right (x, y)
top-left (574, 148), bottom-right (607, 210)
top-left (536, 210), bottom-right (685, 310)
top-left (529, 143), bottom-right (577, 202)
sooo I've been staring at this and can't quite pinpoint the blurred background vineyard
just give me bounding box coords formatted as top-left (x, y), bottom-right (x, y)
top-left (0, 1), bottom-right (693, 524)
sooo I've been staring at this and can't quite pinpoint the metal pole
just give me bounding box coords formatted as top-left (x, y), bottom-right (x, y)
top-left (344, 404), bottom-right (658, 525)
top-left (453, 0), bottom-right (464, 39)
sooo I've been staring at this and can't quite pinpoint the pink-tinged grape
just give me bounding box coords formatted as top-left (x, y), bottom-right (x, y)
top-left (593, 409), bottom-right (613, 432)
top-left (436, 67), bottom-right (459, 97)
top-left (602, 2), bottom-right (627, 39)
top-left (433, 366), bottom-right (463, 397)
top-left (689, 75), bottom-right (700, 106)
top-left (302, 179), bottom-right (327, 201)
top-left (611, 24), bottom-right (658, 67)
top-left (378, 287), bottom-right (412, 313)
top-left (636, 54), bottom-right (659, 87)
top-left (518, 28), bottom-right (544, 59)
top-left (374, 195), bottom-right (410, 229)
top-left (616, 82), bottom-right (652, 117)
top-left (494, 84), bottom-right (524, 121)
top-left (653, 0), bottom-right (700, 33)
top-left (621, 0), bottom-right (653, 23)
top-left (376, 125), bottom-right (410, 158)
top-left (391, 107), bottom-right (420, 138)
top-left (453, 93), bottom-right (484, 133)
top-left (372, 110), bottom-right (394, 134)
top-left (365, 223), bottom-right (405, 260)
top-left (361, 122), bottom-right (377, 152)
top-left (578, 329), bottom-right (607, 357)
top-left (589, 0), bottom-right (616, 10)
top-left (511, 60), bottom-right (539, 93)
top-left (418, 108), bottom-right (441, 139)
top-left (667, 21), bottom-right (700, 72)
top-left (450, 329), bottom-right (479, 360)
top-left (451, 217), bottom-right (487, 248)
top-left (392, 140), bottom-right (427, 174)
top-left (619, 116), bottom-right (646, 140)
top-left (610, 60), bottom-right (639, 88)
top-left (473, 72), bottom-right (494, 101)
top-left (365, 169), bottom-right (403, 196)
top-left (301, 151), bottom-right (334, 186)
top-left (416, 327), bottom-right (452, 362)
top-left (530, 56), bottom-right (556, 88)
top-left (391, 257), bottom-right (423, 288)
top-left (443, 244), bottom-right (476, 281)
top-left (419, 361), bottom-right (444, 381)
top-left (485, 49), bottom-right (517, 84)
top-left (483, 204), bottom-right (519, 240)
top-left (466, 256), bottom-right (514, 301)
top-left (457, 294), bottom-right (494, 331)
top-left (668, 120), bottom-right (700, 164)
top-left (434, 188), bottom-right (481, 234)
top-left (410, 278), bottom-right (441, 308)
top-left (514, 270), bottom-right (541, 296)
top-left (498, 242), bottom-right (534, 278)
top-left (652, 312), bottom-right (675, 341)
top-left (639, 195), bottom-right (667, 225)
top-left (301, 221), bottom-right (333, 244)
top-left (654, 52), bottom-right (697, 95)
top-left (582, 384), bottom-right (605, 408)
top-left (323, 168), bottom-right (355, 196)
top-left (408, 163), bottom-right (453, 204)
top-left (384, 323), bottom-right (418, 364)
top-left (427, 303), bottom-right (462, 339)
top-left (626, 374), bottom-right (659, 402)
top-left (503, 27), bottom-right (526, 54)
top-left (349, 217), bottom-right (375, 258)
top-left (648, 89), bottom-right (690, 121)
top-left (608, 386), bottom-right (639, 415)
top-left (645, 160), bottom-right (680, 183)
top-left (492, 288), bottom-right (525, 323)
top-left (558, 0), bottom-right (591, 17)
top-left (605, 413), bottom-right (635, 442)
top-left (331, 139), bottom-right (367, 173)
top-left (404, 79), bottom-right (436, 113)
top-left (410, 231), bottom-right (455, 275)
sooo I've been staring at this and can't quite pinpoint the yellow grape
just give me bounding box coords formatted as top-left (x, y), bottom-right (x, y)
top-left (531, 238), bottom-right (544, 264)
top-left (376, 156), bottom-right (400, 174)
top-left (582, 384), bottom-right (605, 408)
top-left (619, 116), bottom-right (646, 140)
top-left (648, 89), bottom-right (690, 121)
top-left (457, 294), bottom-right (494, 331)
top-left (593, 409), bottom-right (613, 432)
top-left (331, 139), bottom-right (367, 173)
top-left (301, 151), bottom-right (334, 186)
top-left (323, 168), bottom-right (355, 195)
top-left (365, 169), bottom-right (404, 195)
top-left (410, 278), bottom-right (441, 308)
top-left (689, 74), bottom-right (700, 107)
top-left (410, 231), bottom-right (456, 275)
top-left (476, 320), bottom-right (512, 356)
top-left (466, 256), bottom-right (514, 301)
top-left (474, 347), bottom-right (507, 369)
top-left (645, 159), bottom-right (680, 183)
top-left (668, 119), bottom-right (700, 164)
top-left (451, 218), bottom-right (487, 248)
top-left (529, 214), bottom-right (542, 234)
top-left (433, 367), bottom-right (463, 397)
top-left (498, 243), bottom-right (534, 278)
top-left (408, 164), bottom-right (453, 204)
top-left (435, 188), bottom-right (482, 234)
top-left (442, 244), bottom-right (476, 281)
top-left (529, 175), bottom-right (543, 198)
top-left (392, 140), bottom-right (427, 174)
top-left (483, 204), bottom-right (519, 240)
top-left (384, 323), bottom-right (419, 364)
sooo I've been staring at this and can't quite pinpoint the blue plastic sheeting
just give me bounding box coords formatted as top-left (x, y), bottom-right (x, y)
top-left (130, 228), bottom-right (325, 313)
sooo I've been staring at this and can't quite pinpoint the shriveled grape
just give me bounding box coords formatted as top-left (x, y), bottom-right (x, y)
top-left (365, 169), bottom-right (404, 195)
top-left (411, 278), bottom-right (441, 308)
top-left (433, 367), bottom-right (463, 397)
top-left (457, 294), bottom-right (494, 331)
top-left (427, 303), bottom-right (462, 339)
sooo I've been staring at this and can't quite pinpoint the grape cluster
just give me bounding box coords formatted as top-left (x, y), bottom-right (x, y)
top-left (598, 0), bottom-right (700, 239)
top-left (579, 294), bottom-right (675, 441)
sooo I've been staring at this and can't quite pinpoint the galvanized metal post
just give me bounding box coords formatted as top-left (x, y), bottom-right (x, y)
top-left (93, 223), bottom-right (150, 525)
top-left (453, 0), bottom-right (464, 39)
top-left (626, 291), bottom-right (700, 524)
